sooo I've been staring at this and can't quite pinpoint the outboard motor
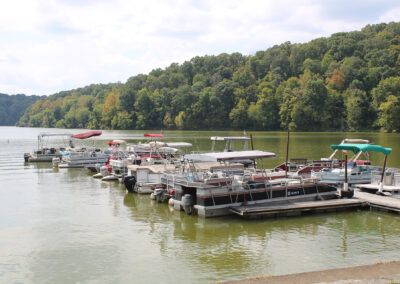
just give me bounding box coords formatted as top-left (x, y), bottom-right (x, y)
top-left (100, 166), bottom-right (109, 177)
top-left (181, 194), bottom-right (194, 215)
top-left (123, 176), bottom-right (137, 192)
top-left (153, 187), bottom-right (165, 203)
top-left (52, 157), bottom-right (60, 167)
top-left (24, 153), bottom-right (31, 162)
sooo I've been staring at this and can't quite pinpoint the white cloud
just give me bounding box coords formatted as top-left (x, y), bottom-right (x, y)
top-left (0, 0), bottom-right (399, 95)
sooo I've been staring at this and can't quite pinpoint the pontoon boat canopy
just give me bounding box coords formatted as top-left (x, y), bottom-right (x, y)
top-left (71, 131), bottom-right (102, 139)
top-left (165, 142), bottom-right (192, 148)
top-left (38, 133), bottom-right (72, 138)
top-left (144, 133), bottom-right (163, 138)
top-left (210, 136), bottom-right (250, 141)
top-left (330, 143), bottom-right (392, 156)
top-left (342, 139), bottom-right (370, 144)
top-left (185, 150), bottom-right (276, 162)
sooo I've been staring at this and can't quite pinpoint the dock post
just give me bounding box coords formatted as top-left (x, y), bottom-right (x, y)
top-left (377, 155), bottom-right (387, 195)
top-left (340, 153), bottom-right (353, 198)
top-left (285, 128), bottom-right (290, 178)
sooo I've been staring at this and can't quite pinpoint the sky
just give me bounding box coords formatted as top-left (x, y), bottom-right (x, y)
top-left (1, 0), bottom-right (399, 96)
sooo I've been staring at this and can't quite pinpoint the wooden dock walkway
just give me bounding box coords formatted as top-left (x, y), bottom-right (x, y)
top-left (354, 190), bottom-right (400, 213)
top-left (229, 190), bottom-right (400, 219)
top-left (229, 198), bottom-right (367, 219)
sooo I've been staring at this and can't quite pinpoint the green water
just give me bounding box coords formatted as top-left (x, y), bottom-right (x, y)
top-left (1, 127), bottom-right (400, 283)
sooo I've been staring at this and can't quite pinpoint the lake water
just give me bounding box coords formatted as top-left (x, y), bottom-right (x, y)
top-left (1, 126), bottom-right (400, 283)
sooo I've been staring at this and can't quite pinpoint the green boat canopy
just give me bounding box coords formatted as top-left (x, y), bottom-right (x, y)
top-left (330, 143), bottom-right (392, 156)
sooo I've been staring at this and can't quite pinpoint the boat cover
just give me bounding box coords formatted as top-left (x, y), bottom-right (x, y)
top-left (210, 136), bottom-right (250, 141)
top-left (184, 150), bottom-right (276, 162)
top-left (165, 142), bottom-right (192, 148)
top-left (331, 143), bottom-right (392, 156)
top-left (144, 133), bottom-right (163, 138)
top-left (72, 131), bottom-right (102, 139)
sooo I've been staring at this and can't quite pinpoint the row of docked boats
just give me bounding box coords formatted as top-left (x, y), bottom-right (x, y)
top-left (24, 131), bottom-right (108, 168)
top-left (24, 132), bottom-right (400, 218)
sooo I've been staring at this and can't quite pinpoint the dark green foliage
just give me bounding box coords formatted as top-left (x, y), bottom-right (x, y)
top-left (0, 93), bottom-right (43, 126)
top-left (14, 22), bottom-right (400, 132)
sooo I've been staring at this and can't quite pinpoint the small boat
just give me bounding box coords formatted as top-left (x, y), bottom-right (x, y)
top-left (24, 133), bottom-right (72, 162)
top-left (102, 174), bottom-right (119, 181)
top-left (274, 138), bottom-right (371, 177)
top-left (121, 134), bottom-right (192, 190)
top-left (58, 149), bottom-right (109, 168)
top-left (312, 143), bottom-right (392, 185)
top-left (162, 150), bottom-right (337, 217)
top-left (57, 131), bottom-right (109, 168)
top-left (355, 169), bottom-right (400, 195)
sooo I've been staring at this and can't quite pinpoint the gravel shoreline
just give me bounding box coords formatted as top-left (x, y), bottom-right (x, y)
top-left (223, 260), bottom-right (400, 284)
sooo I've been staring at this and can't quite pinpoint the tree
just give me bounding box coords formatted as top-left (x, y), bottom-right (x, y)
top-left (302, 77), bottom-right (328, 128)
top-left (340, 56), bottom-right (367, 87)
top-left (229, 99), bottom-right (249, 129)
top-left (214, 79), bottom-right (239, 115)
top-left (174, 111), bottom-right (186, 129)
top-left (278, 77), bottom-right (302, 129)
top-left (346, 89), bottom-right (375, 130)
top-left (302, 58), bottom-right (321, 74)
top-left (290, 101), bottom-right (313, 130)
top-left (102, 91), bottom-right (119, 129)
top-left (76, 107), bottom-right (90, 128)
top-left (372, 76), bottom-right (400, 107)
top-left (134, 89), bottom-right (157, 129)
top-left (378, 95), bottom-right (400, 132)
top-left (232, 66), bottom-right (255, 88)
top-left (325, 69), bottom-right (345, 90)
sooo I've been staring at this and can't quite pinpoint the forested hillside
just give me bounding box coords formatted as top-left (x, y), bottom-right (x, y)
top-left (0, 93), bottom-right (43, 126)
top-left (17, 22), bottom-right (400, 132)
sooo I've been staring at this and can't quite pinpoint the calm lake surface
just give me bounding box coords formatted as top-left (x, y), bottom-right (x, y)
top-left (1, 126), bottom-right (400, 283)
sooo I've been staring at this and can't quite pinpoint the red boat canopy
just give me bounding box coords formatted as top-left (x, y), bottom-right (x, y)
top-left (144, 133), bottom-right (163, 138)
top-left (72, 131), bottom-right (102, 139)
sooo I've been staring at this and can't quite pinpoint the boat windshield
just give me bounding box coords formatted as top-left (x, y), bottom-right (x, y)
top-left (347, 161), bottom-right (357, 169)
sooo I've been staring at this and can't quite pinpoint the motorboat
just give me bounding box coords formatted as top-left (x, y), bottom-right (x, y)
top-left (312, 143), bottom-right (392, 185)
top-left (24, 133), bottom-right (72, 162)
top-left (116, 134), bottom-right (192, 185)
top-left (56, 131), bottom-right (109, 168)
top-left (58, 148), bottom-right (109, 168)
top-left (274, 138), bottom-right (372, 177)
top-left (355, 169), bottom-right (400, 195)
top-left (161, 150), bottom-right (337, 217)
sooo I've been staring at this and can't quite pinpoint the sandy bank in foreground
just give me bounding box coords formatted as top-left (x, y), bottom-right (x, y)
top-left (223, 260), bottom-right (400, 284)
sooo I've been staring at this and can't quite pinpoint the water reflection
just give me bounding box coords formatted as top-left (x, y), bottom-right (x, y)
top-left (2, 127), bottom-right (400, 283)
top-left (122, 190), bottom-right (400, 281)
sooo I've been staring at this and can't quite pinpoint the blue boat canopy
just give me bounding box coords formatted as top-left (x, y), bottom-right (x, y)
top-left (330, 143), bottom-right (392, 156)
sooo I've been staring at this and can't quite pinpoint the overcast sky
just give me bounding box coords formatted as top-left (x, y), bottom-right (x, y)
top-left (1, 0), bottom-right (399, 96)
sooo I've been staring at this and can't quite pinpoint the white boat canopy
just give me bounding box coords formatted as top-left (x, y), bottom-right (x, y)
top-left (164, 142), bottom-right (192, 148)
top-left (113, 139), bottom-right (127, 144)
top-left (210, 136), bottom-right (250, 141)
top-left (38, 133), bottom-right (73, 138)
top-left (148, 141), bottom-right (192, 149)
top-left (210, 136), bottom-right (250, 151)
top-left (184, 150), bottom-right (276, 162)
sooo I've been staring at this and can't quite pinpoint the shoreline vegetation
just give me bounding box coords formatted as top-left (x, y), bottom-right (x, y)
top-left (0, 93), bottom-right (42, 126)
top-left (3, 22), bottom-right (400, 133)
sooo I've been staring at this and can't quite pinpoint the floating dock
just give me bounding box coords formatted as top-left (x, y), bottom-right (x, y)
top-left (229, 197), bottom-right (367, 219)
top-left (228, 190), bottom-right (400, 219)
top-left (354, 190), bottom-right (400, 214)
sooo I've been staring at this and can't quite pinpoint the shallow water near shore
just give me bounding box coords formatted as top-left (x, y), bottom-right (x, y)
top-left (1, 126), bottom-right (400, 283)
